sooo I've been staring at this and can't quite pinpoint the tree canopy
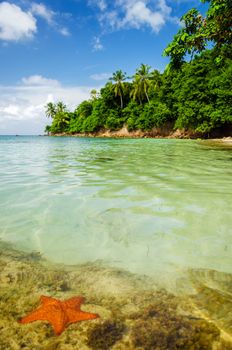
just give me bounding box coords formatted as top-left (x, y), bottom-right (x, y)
top-left (45, 0), bottom-right (232, 138)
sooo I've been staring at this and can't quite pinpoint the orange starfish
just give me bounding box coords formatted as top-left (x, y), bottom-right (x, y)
top-left (19, 295), bottom-right (99, 335)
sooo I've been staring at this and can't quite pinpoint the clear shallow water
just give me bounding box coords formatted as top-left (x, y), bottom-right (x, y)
top-left (0, 136), bottom-right (231, 282)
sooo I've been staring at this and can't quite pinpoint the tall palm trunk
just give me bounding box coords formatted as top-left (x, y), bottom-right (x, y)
top-left (110, 70), bottom-right (127, 109)
top-left (120, 93), bottom-right (123, 109)
top-left (145, 91), bottom-right (150, 103)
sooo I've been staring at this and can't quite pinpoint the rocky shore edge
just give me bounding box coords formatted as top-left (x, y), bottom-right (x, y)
top-left (48, 126), bottom-right (232, 143)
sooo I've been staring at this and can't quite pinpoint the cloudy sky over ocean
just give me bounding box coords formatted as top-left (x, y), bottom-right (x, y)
top-left (0, 0), bottom-right (207, 134)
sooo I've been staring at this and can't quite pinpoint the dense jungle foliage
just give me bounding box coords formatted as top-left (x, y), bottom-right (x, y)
top-left (45, 0), bottom-right (232, 137)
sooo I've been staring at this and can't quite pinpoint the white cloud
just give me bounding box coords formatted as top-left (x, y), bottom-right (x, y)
top-left (99, 10), bottom-right (119, 29)
top-left (91, 0), bottom-right (173, 33)
top-left (31, 3), bottom-right (72, 37)
top-left (158, 0), bottom-right (172, 16)
top-left (98, 0), bottom-right (107, 11)
top-left (3, 104), bottom-right (20, 116)
top-left (58, 27), bottom-right (70, 36)
top-left (0, 2), bottom-right (37, 41)
top-left (90, 73), bottom-right (111, 81)
top-left (0, 2), bottom-right (71, 42)
top-left (88, 0), bottom-right (107, 11)
top-left (120, 1), bottom-right (165, 32)
top-left (92, 36), bottom-right (104, 51)
top-left (21, 75), bottom-right (60, 87)
top-left (30, 2), bottom-right (55, 25)
top-left (0, 76), bottom-right (100, 134)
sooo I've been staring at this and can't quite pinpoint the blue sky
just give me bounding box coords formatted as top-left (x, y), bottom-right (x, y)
top-left (0, 0), bottom-right (207, 134)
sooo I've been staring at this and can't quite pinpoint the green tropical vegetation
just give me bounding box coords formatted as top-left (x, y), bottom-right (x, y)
top-left (45, 0), bottom-right (232, 138)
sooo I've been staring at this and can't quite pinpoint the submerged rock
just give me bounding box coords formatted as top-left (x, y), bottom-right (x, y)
top-left (87, 320), bottom-right (126, 350)
top-left (0, 242), bottom-right (231, 350)
top-left (130, 305), bottom-right (220, 350)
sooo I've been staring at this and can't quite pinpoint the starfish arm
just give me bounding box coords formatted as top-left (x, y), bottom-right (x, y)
top-left (67, 310), bottom-right (99, 324)
top-left (20, 306), bottom-right (67, 335)
top-left (40, 295), bottom-right (57, 305)
top-left (19, 307), bottom-right (51, 324)
top-left (64, 296), bottom-right (85, 310)
top-left (48, 316), bottom-right (67, 335)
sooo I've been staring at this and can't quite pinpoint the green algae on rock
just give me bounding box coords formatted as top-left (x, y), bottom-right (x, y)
top-left (87, 320), bottom-right (126, 350)
top-left (130, 305), bottom-right (220, 350)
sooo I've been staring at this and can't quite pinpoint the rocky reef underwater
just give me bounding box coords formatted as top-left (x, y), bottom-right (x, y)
top-left (0, 241), bottom-right (232, 350)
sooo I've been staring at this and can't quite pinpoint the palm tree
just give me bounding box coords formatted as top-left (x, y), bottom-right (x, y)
top-left (110, 70), bottom-right (127, 108)
top-left (58, 113), bottom-right (70, 128)
top-left (90, 89), bottom-right (99, 101)
top-left (150, 69), bottom-right (162, 90)
top-left (44, 125), bottom-right (51, 135)
top-left (45, 102), bottom-right (56, 118)
top-left (56, 101), bottom-right (67, 113)
top-left (130, 75), bottom-right (142, 104)
top-left (131, 64), bottom-right (152, 104)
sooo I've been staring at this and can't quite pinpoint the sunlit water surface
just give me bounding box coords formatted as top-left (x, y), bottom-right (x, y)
top-left (0, 136), bottom-right (231, 284)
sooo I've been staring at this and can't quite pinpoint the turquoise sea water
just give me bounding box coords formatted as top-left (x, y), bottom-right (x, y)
top-left (0, 136), bottom-right (231, 283)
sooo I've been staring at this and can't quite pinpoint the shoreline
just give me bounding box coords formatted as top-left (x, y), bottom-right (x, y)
top-left (50, 127), bottom-right (203, 139)
top-left (49, 127), bottom-right (232, 145)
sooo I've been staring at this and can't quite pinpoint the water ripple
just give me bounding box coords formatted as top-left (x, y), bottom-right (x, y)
top-left (0, 136), bottom-right (231, 278)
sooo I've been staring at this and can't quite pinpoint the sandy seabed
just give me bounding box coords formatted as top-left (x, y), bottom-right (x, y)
top-left (0, 241), bottom-right (232, 350)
